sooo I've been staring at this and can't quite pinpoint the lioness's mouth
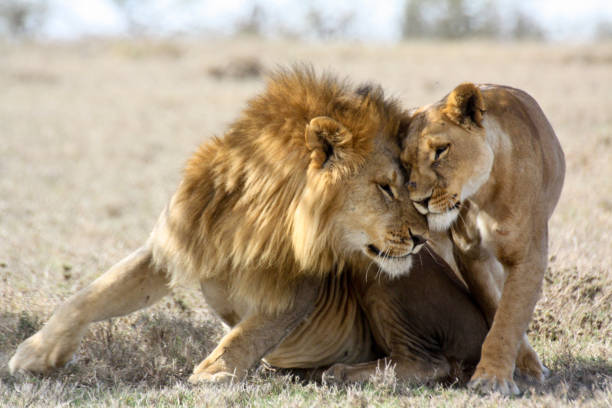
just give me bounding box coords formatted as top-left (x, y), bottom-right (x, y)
top-left (413, 200), bottom-right (461, 215)
top-left (424, 206), bottom-right (461, 232)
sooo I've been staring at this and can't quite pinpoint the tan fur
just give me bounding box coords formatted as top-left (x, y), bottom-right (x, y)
top-left (266, 248), bottom-right (488, 385)
top-left (401, 83), bottom-right (565, 395)
top-left (10, 67), bottom-right (430, 383)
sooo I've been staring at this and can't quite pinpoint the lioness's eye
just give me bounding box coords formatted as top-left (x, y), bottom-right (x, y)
top-left (434, 144), bottom-right (450, 160)
top-left (378, 183), bottom-right (395, 199)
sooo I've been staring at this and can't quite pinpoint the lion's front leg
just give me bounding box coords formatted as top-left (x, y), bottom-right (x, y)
top-left (189, 278), bottom-right (319, 384)
top-left (456, 256), bottom-right (547, 383)
top-left (9, 247), bottom-right (170, 374)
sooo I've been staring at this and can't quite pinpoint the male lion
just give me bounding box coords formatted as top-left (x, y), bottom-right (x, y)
top-left (401, 83), bottom-right (565, 394)
top-left (10, 67), bottom-right (437, 383)
top-left (268, 248), bottom-right (488, 385)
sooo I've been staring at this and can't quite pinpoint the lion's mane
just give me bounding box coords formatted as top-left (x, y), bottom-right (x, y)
top-left (149, 67), bottom-right (404, 313)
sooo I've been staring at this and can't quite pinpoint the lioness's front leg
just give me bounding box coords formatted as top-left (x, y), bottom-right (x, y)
top-left (452, 205), bottom-right (549, 390)
top-left (189, 278), bottom-right (319, 384)
top-left (468, 236), bottom-right (548, 395)
top-left (9, 247), bottom-right (170, 374)
top-left (454, 252), bottom-right (547, 380)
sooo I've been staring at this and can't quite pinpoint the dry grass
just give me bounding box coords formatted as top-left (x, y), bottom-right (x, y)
top-left (0, 38), bottom-right (611, 407)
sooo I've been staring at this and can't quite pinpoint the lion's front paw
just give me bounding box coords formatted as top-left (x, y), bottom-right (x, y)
top-left (468, 366), bottom-right (520, 396)
top-left (516, 344), bottom-right (550, 383)
top-left (188, 370), bottom-right (237, 385)
top-left (189, 358), bottom-right (246, 385)
top-left (9, 331), bottom-right (78, 374)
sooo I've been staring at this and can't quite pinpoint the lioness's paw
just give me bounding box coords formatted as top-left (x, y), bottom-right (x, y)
top-left (9, 332), bottom-right (76, 374)
top-left (516, 345), bottom-right (550, 382)
top-left (468, 368), bottom-right (520, 396)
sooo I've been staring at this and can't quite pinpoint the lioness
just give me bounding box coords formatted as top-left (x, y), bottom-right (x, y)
top-left (11, 67), bottom-right (438, 383)
top-left (401, 83), bottom-right (565, 394)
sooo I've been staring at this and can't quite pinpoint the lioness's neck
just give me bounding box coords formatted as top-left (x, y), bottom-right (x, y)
top-left (468, 116), bottom-right (511, 208)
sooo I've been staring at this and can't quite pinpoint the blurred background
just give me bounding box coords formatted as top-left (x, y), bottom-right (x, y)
top-left (1, 0), bottom-right (612, 42)
top-left (1, 1), bottom-right (611, 406)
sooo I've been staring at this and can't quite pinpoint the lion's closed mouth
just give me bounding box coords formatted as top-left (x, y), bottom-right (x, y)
top-left (367, 244), bottom-right (412, 259)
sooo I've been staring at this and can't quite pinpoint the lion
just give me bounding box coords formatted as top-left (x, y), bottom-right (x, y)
top-left (10, 67), bottom-right (438, 383)
top-left (400, 83), bottom-right (565, 394)
top-left (267, 247), bottom-right (488, 385)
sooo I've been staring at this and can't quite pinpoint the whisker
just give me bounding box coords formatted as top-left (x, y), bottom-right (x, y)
top-left (364, 258), bottom-right (378, 283)
top-left (453, 200), bottom-right (468, 227)
top-left (375, 264), bottom-right (383, 282)
top-left (383, 246), bottom-right (391, 260)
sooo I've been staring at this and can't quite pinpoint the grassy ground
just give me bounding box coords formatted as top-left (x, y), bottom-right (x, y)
top-left (0, 38), bottom-right (610, 407)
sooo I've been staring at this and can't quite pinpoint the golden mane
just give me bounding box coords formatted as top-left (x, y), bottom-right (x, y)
top-left (149, 66), bottom-right (405, 313)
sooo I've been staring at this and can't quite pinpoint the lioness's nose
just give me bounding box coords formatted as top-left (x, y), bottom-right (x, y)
top-left (413, 197), bottom-right (430, 215)
top-left (417, 197), bottom-right (430, 208)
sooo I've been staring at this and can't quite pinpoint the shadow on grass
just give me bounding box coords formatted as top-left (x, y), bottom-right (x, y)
top-left (517, 354), bottom-right (612, 400)
top-left (1, 311), bottom-right (610, 403)
top-left (264, 351), bottom-right (612, 402)
top-left (0, 310), bottom-right (224, 389)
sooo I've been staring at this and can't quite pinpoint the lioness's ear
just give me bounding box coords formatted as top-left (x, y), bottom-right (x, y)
top-left (305, 116), bottom-right (353, 169)
top-left (443, 83), bottom-right (486, 128)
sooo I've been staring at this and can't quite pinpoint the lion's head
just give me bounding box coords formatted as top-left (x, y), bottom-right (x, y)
top-left (400, 83), bottom-right (493, 231)
top-left (156, 68), bottom-right (429, 312)
top-left (294, 112), bottom-right (428, 278)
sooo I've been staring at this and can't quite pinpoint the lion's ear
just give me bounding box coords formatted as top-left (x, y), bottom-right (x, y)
top-left (305, 116), bottom-right (353, 169)
top-left (443, 83), bottom-right (486, 128)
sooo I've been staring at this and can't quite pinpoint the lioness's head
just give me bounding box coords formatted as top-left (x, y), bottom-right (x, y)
top-left (293, 85), bottom-right (428, 278)
top-left (400, 83), bottom-right (493, 231)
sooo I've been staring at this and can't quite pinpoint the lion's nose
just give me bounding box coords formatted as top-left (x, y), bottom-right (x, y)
top-left (409, 230), bottom-right (427, 247)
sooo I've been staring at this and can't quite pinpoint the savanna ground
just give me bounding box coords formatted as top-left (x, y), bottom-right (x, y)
top-left (0, 38), bottom-right (611, 407)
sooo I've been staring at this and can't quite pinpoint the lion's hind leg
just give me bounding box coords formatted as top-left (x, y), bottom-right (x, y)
top-left (9, 246), bottom-right (170, 374)
top-left (324, 356), bottom-right (451, 384)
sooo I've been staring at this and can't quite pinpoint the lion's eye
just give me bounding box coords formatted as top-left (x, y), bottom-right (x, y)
top-left (378, 183), bottom-right (395, 199)
top-left (434, 145), bottom-right (449, 161)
